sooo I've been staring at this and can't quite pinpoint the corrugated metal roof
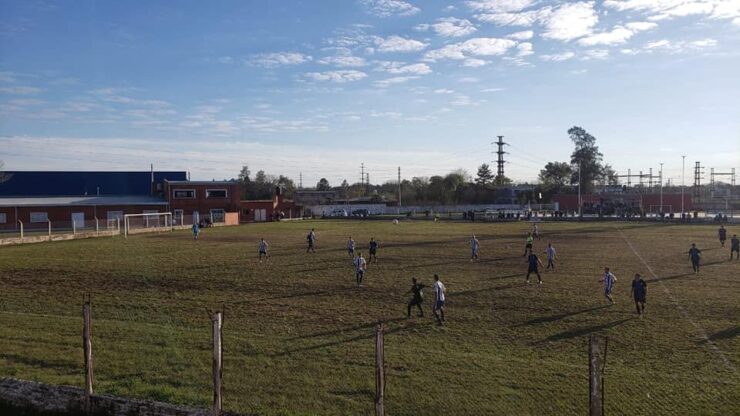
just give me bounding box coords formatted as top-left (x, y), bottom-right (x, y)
top-left (165, 180), bottom-right (238, 185)
top-left (0, 196), bottom-right (168, 207)
top-left (0, 171), bottom-right (187, 196)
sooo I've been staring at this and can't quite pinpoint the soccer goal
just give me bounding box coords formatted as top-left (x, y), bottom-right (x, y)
top-left (124, 212), bottom-right (173, 238)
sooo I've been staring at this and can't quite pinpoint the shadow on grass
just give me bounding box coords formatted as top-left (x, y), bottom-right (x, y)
top-left (273, 320), bottom-right (431, 357)
top-left (513, 305), bottom-right (611, 327)
top-left (1, 353), bottom-right (78, 374)
top-left (700, 326), bottom-right (740, 344)
top-left (287, 317), bottom-right (408, 341)
top-left (534, 317), bottom-right (634, 344)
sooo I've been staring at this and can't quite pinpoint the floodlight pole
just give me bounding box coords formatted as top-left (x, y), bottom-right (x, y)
top-left (681, 155), bottom-right (686, 217)
top-left (659, 162), bottom-right (663, 215)
top-left (578, 162), bottom-right (582, 218)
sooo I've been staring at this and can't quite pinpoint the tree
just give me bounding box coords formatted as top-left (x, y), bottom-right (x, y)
top-left (539, 162), bottom-right (572, 192)
top-left (316, 178), bottom-right (331, 191)
top-left (0, 161), bottom-right (11, 183)
top-left (568, 126), bottom-right (603, 194)
top-left (475, 164), bottom-right (494, 185)
top-left (277, 175), bottom-right (296, 197)
top-left (600, 164), bottom-right (619, 186)
top-left (237, 165), bottom-right (251, 198)
top-left (493, 175), bottom-right (512, 186)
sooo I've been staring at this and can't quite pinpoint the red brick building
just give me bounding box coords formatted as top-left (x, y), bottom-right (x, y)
top-left (164, 180), bottom-right (241, 224)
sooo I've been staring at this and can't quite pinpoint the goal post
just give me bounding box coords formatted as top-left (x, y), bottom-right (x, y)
top-left (124, 212), bottom-right (173, 238)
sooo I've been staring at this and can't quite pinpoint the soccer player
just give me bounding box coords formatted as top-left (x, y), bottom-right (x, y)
top-left (523, 233), bottom-right (534, 256)
top-left (258, 238), bottom-right (269, 262)
top-left (630, 273), bottom-right (647, 316)
top-left (191, 222), bottom-right (200, 240)
top-left (533, 223), bottom-right (541, 240)
top-left (688, 243), bottom-right (702, 273)
top-left (368, 238), bottom-right (379, 263)
top-left (600, 267), bottom-right (617, 304)
top-left (347, 236), bottom-right (356, 258)
top-left (526, 252), bottom-right (544, 284)
top-left (731, 234), bottom-right (739, 260)
top-left (432, 274), bottom-right (446, 325)
top-left (306, 229), bottom-right (316, 253)
top-left (545, 242), bottom-right (556, 270)
top-left (406, 278), bottom-right (425, 318)
top-left (354, 252), bottom-right (367, 286)
top-left (718, 225), bottom-right (727, 247)
top-left (470, 235), bottom-right (480, 261)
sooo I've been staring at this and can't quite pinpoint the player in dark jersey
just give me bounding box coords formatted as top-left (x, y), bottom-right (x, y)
top-left (406, 278), bottom-right (425, 318)
top-left (306, 229), bottom-right (316, 253)
top-left (368, 238), bottom-right (378, 263)
top-left (526, 252), bottom-right (544, 284)
top-left (718, 225), bottom-right (727, 247)
top-left (630, 273), bottom-right (647, 316)
top-left (688, 243), bottom-right (702, 273)
top-left (730, 234), bottom-right (739, 260)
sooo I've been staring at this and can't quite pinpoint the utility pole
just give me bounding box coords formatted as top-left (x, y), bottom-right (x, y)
top-left (299, 172), bottom-right (303, 189)
top-left (366, 172), bottom-right (370, 195)
top-left (578, 162), bottom-right (582, 218)
top-left (659, 162), bottom-right (664, 214)
top-left (681, 155), bottom-right (686, 216)
top-left (493, 135), bottom-right (508, 184)
top-left (361, 163), bottom-right (365, 196)
top-left (397, 167), bottom-right (401, 207)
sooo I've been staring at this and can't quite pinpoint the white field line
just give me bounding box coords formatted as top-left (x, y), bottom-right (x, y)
top-left (616, 227), bottom-right (735, 372)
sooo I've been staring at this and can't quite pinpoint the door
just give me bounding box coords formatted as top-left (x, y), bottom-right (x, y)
top-left (255, 209), bottom-right (267, 222)
top-left (193, 211), bottom-right (200, 224)
top-left (72, 212), bottom-right (85, 230)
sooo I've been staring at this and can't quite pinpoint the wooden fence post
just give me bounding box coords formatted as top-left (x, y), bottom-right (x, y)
top-left (375, 322), bottom-right (385, 416)
top-left (589, 335), bottom-right (602, 416)
top-left (19, 220), bottom-right (23, 242)
top-left (211, 312), bottom-right (223, 416)
top-left (82, 296), bottom-right (93, 412)
top-left (48, 220), bottom-right (52, 241)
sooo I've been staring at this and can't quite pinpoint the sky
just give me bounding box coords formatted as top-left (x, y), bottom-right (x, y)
top-left (1, 0), bottom-right (739, 186)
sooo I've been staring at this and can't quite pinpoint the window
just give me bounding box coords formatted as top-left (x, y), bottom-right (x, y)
top-left (0, 213), bottom-right (6, 223)
top-left (30, 212), bottom-right (48, 223)
top-left (241, 208), bottom-right (250, 216)
top-left (206, 189), bottom-right (227, 198)
top-left (173, 189), bottom-right (195, 199)
top-left (210, 209), bottom-right (225, 222)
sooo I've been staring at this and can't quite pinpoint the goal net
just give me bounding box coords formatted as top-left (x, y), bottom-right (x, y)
top-left (124, 212), bottom-right (173, 237)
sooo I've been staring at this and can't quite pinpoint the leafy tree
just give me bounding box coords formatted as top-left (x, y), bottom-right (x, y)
top-left (316, 178), bottom-right (331, 191)
top-left (237, 165), bottom-right (251, 199)
top-left (475, 163), bottom-right (494, 185)
top-left (277, 175), bottom-right (296, 197)
top-left (568, 126), bottom-right (603, 194)
top-left (493, 175), bottom-right (512, 186)
top-left (601, 164), bottom-right (619, 186)
top-left (539, 162), bottom-right (572, 192)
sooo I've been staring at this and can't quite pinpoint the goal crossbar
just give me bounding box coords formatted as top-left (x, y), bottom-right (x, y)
top-left (124, 212), bottom-right (173, 238)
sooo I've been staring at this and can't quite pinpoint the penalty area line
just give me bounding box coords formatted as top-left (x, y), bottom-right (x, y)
top-left (615, 227), bottom-right (735, 372)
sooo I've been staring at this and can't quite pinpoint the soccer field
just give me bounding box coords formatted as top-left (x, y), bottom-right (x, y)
top-left (1, 220), bottom-right (738, 415)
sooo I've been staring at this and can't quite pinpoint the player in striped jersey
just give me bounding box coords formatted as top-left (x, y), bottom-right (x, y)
top-left (600, 267), bottom-right (617, 304)
top-left (354, 252), bottom-right (367, 286)
top-left (347, 236), bottom-right (355, 258)
top-left (470, 235), bottom-right (480, 261)
top-left (545, 242), bottom-right (556, 270)
top-left (258, 238), bottom-right (269, 262)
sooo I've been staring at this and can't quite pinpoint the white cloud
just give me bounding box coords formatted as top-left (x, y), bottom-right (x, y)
top-left (481, 87), bottom-right (505, 92)
top-left (0, 86), bottom-right (43, 94)
top-left (418, 17), bottom-right (477, 37)
top-left (643, 38), bottom-right (718, 53)
top-left (250, 52), bottom-right (312, 68)
top-left (374, 76), bottom-right (419, 87)
top-left (378, 62), bottom-right (432, 74)
top-left (581, 49), bottom-right (609, 59)
top-left (303, 70), bottom-right (368, 83)
top-left (360, 0), bottom-right (420, 17)
top-left (603, 0), bottom-right (740, 23)
top-left (374, 35), bottom-right (428, 52)
top-left (433, 88), bottom-right (455, 94)
top-left (458, 76), bottom-right (480, 83)
top-left (541, 2), bottom-right (598, 41)
top-left (577, 21), bottom-right (657, 46)
top-left (475, 9), bottom-right (547, 26)
top-left (318, 55), bottom-right (368, 67)
top-left (540, 51), bottom-right (576, 61)
top-left (517, 42), bottom-right (534, 56)
top-left (466, 0), bottom-right (535, 12)
top-left (507, 30), bottom-right (534, 40)
top-left (424, 37), bottom-right (517, 61)
top-left (217, 56), bottom-right (234, 64)
top-left (463, 58), bottom-right (488, 67)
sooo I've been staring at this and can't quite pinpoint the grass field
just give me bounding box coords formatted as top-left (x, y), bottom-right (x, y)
top-left (1, 220), bottom-right (738, 415)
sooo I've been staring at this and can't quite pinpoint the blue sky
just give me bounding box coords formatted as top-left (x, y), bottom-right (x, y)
top-left (1, 0), bottom-right (739, 186)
